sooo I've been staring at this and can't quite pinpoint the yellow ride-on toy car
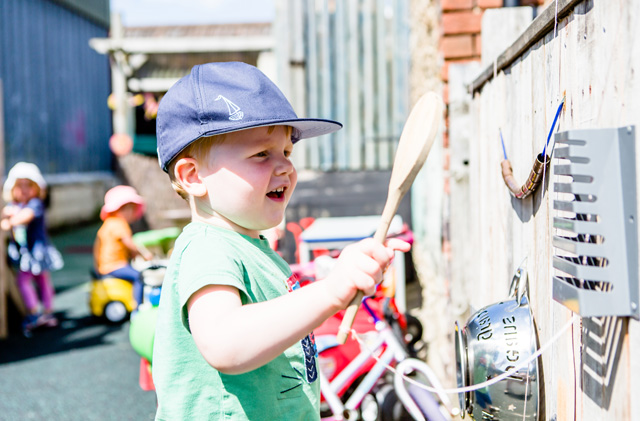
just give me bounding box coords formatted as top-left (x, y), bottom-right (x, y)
top-left (89, 269), bottom-right (138, 323)
top-left (88, 227), bottom-right (179, 324)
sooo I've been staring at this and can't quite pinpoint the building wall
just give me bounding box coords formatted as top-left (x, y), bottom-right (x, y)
top-left (0, 0), bottom-right (113, 228)
top-left (0, 0), bottom-right (112, 175)
top-left (408, 0), bottom-right (547, 387)
top-left (275, 0), bottom-right (412, 172)
top-left (408, 0), bottom-right (546, 386)
top-left (454, 1), bottom-right (639, 418)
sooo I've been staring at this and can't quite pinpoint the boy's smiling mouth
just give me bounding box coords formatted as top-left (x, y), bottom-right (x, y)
top-left (267, 187), bottom-right (286, 199)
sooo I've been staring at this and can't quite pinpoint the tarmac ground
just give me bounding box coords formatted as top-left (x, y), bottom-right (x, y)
top-left (0, 170), bottom-right (422, 420)
top-left (0, 223), bottom-right (157, 421)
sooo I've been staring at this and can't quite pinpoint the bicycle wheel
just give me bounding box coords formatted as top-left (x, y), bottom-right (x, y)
top-left (380, 387), bottom-right (412, 421)
top-left (406, 383), bottom-right (448, 421)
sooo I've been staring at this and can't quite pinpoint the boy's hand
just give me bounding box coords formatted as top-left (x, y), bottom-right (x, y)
top-left (322, 237), bottom-right (411, 309)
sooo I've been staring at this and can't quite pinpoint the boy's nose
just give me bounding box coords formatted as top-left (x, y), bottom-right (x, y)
top-left (275, 156), bottom-right (294, 175)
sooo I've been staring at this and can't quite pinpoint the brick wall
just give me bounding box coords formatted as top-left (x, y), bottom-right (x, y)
top-left (438, 0), bottom-right (546, 269)
top-left (439, 0), bottom-right (545, 147)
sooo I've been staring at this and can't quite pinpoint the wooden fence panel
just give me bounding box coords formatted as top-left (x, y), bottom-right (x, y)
top-left (276, 0), bottom-right (411, 171)
top-left (457, 1), bottom-right (640, 419)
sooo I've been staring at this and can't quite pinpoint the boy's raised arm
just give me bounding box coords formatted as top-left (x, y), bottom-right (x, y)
top-left (187, 237), bottom-right (410, 374)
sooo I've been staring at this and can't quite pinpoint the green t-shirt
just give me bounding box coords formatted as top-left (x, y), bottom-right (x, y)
top-left (152, 223), bottom-right (320, 420)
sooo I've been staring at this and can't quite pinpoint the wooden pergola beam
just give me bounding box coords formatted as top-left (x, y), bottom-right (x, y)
top-left (89, 36), bottom-right (274, 55)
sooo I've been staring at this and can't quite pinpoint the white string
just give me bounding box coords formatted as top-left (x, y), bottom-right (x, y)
top-left (350, 314), bottom-right (579, 395)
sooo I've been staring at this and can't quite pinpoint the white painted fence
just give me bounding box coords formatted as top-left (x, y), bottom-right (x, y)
top-left (447, 1), bottom-right (640, 419)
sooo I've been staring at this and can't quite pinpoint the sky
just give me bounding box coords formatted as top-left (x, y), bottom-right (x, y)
top-left (110, 0), bottom-right (275, 26)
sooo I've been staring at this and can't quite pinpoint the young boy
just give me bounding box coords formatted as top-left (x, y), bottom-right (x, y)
top-left (152, 62), bottom-right (410, 420)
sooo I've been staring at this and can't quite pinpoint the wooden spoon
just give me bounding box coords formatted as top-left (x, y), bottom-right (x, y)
top-left (336, 91), bottom-right (444, 344)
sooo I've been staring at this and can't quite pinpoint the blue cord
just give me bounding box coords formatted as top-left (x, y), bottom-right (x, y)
top-left (542, 96), bottom-right (566, 157)
top-left (361, 298), bottom-right (380, 324)
top-left (499, 128), bottom-right (507, 160)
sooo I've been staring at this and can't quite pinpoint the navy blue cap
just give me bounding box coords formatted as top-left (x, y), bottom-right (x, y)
top-left (156, 61), bottom-right (342, 172)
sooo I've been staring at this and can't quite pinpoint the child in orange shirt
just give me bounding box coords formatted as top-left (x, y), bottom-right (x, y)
top-left (93, 185), bottom-right (152, 306)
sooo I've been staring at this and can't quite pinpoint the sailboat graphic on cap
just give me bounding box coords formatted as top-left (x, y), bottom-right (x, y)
top-left (215, 95), bottom-right (244, 121)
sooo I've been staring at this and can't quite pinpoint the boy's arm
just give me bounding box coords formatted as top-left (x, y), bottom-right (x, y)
top-left (187, 237), bottom-right (410, 375)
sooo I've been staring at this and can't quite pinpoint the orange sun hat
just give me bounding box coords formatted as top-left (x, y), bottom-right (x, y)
top-left (100, 185), bottom-right (146, 221)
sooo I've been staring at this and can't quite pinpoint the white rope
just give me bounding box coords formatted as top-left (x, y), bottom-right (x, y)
top-left (350, 314), bottom-right (579, 395)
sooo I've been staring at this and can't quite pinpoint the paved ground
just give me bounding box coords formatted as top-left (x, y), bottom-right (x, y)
top-left (0, 223), bottom-right (157, 421)
top-left (0, 170), bottom-right (422, 420)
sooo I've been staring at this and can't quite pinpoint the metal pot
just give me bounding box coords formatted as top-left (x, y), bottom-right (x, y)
top-left (454, 263), bottom-right (539, 420)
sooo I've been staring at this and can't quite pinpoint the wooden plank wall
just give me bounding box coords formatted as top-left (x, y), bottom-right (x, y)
top-left (0, 79), bottom-right (6, 338)
top-left (0, 0), bottom-right (112, 175)
top-left (275, 0), bottom-right (411, 171)
top-left (457, 1), bottom-right (640, 419)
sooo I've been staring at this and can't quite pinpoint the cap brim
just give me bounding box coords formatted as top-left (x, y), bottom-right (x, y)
top-left (162, 118), bottom-right (342, 172)
top-left (200, 118), bottom-right (343, 142)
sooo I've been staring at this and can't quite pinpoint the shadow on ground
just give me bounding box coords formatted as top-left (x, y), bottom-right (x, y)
top-left (0, 222), bottom-right (157, 421)
top-left (0, 309), bottom-right (128, 364)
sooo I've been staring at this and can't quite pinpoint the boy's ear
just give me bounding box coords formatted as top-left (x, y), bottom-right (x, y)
top-left (174, 157), bottom-right (207, 197)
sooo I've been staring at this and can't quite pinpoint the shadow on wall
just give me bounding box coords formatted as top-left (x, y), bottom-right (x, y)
top-left (581, 316), bottom-right (626, 410)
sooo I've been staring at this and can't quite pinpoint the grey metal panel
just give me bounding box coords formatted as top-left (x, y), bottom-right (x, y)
top-left (0, 0), bottom-right (112, 175)
top-left (552, 127), bottom-right (639, 319)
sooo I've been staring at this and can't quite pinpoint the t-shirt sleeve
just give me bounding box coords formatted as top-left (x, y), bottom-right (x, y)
top-left (177, 235), bottom-right (248, 327)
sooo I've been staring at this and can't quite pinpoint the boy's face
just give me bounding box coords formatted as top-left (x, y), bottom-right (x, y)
top-left (197, 126), bottom-right (297, 237)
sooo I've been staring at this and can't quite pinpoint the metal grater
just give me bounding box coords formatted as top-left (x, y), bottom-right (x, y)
top-left (552, 126), bottom-right (639, 319)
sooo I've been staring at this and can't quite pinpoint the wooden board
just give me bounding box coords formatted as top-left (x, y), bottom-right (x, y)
top-left (449, 1), bottom-right (640, 419)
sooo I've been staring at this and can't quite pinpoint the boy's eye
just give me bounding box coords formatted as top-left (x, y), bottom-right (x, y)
top-left (255, 151), bottom-right (268, 157)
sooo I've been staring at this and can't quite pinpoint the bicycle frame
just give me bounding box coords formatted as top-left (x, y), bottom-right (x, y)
top-left (318, 300), bottom-right (410, 420)
top-left (393, 359), bottom-right (455, 421)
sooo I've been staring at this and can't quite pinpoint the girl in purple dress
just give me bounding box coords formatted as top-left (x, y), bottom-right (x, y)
top-left (1, 162), bottom-right (63, 336)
